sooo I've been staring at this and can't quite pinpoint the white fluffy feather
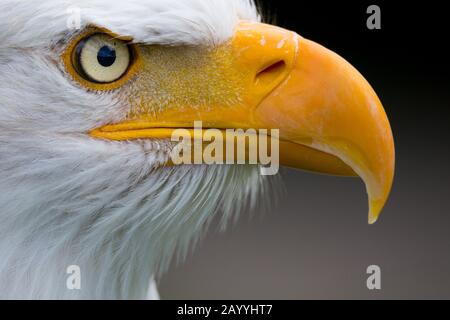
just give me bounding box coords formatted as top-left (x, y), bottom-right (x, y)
top-left (0, 0), bottom-right (272, 299)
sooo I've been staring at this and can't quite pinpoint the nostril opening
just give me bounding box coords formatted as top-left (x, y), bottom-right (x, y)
top-left (255, 60), bottom-right (287, 85)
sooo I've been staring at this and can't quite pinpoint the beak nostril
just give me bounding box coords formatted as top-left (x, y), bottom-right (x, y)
top-left (255, 60), bottom-right (287, 86)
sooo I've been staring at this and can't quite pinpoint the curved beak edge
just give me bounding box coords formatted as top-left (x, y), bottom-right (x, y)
top-left (256, 34), bottom-right (395, 224)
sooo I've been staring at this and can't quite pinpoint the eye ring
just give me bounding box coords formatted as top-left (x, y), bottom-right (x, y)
top-left (62, 27), bottom-right (141, 91)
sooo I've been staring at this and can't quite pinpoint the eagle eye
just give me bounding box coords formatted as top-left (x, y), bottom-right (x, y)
top-left (63, 29), bottom-right (140, 91)
top-left (74, 34), bottom-right (131, 83)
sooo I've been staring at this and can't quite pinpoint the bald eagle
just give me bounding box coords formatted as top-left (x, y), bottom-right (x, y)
top-left (0, 0), bottom-right (394, 299)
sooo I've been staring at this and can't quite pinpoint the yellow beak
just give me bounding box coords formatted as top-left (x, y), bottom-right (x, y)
top-left (90, 22), bottom-right (395, 224)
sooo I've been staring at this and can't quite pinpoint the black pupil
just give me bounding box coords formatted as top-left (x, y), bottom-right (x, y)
top-left (97, 45), bottom-right (116, 67)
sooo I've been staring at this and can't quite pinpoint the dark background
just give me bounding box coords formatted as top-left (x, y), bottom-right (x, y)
top-left (159, 1), bottom-right (450, 299)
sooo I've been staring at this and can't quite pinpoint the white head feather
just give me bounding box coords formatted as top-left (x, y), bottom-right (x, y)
top-left (0, 0), bottom-right (273, 299)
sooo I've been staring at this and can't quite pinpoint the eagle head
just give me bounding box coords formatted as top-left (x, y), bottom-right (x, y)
top-left (0, 0), bottom-right (394, 299)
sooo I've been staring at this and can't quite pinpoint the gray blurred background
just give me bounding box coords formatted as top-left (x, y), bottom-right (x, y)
top-left (159, 0), bottom-right (450, 299)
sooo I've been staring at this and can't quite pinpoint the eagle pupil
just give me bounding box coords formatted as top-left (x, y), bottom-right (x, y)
top-left (97, 46), bottom-right (116, 67)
